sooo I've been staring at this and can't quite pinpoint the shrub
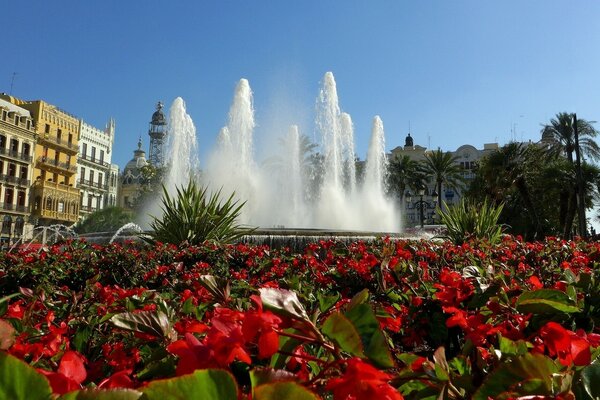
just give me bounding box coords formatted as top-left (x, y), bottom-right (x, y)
top-left (145, 181), bottom-right (254, 245)
top-left (439, 199), bottom-right (504, 244)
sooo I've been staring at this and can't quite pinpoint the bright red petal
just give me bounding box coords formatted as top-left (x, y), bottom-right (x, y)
top-left (58, 351), bottom-right (87, 384)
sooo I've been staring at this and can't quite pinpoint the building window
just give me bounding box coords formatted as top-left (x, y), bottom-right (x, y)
top-left (100, 150), bottom-right (105, 163)
top-left (58, 201), bottom-right (65, 213)
top-left (17, 191), bottom-right (25, 206)
top-left (98, 172), bottom-right (103, 187)
top-left (89, 170), bottom-right (94, 183)
top-left (45, 124), bottom-right (50, 134)
top-left (14, 216), bottom-right (24, 236)
top-left (4, 188), bottom-right (13, 204)
top-left (0, 160), bottom-right (4, 174)
top-left (1, 215), bottom-right (12, 235)
top-left (68, 133), bottom-right (73, 144)
top-left (7, 164), bottom-right (16, 177)
top-left (0, 135), bottom-right (6, 149)
top-left (80, 167), bottom-right (85, 183)
top-left (22, 143), bottom-right (30, 156)
top-left (82, 143), bottom-right (87, 157)
top-left (10, 139), bottom-right (18, 153)
top-left (20, 166), bottom-right (27, 180)
top-left (91, 146), bottom-right (96, 160)
top-left (45, 197), bottom-right (53, 210)
top-left (57, 129), bottom-right (62, 141)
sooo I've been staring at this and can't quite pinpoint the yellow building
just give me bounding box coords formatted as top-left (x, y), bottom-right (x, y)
top-left (0, 95), bottom-right (80, 225)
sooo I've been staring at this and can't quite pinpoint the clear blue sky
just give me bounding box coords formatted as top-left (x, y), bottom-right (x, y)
top-left (3, 1), bottom-right (600, 170)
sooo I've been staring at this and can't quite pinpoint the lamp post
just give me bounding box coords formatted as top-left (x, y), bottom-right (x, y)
top-left (406, 188), bottom-right (438, 228)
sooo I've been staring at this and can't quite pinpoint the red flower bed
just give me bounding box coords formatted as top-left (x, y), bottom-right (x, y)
top-left (1, 236), bottom-right (600, 398)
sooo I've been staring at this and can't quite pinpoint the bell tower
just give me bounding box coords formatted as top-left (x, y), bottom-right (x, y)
top-left (148, 101), bottom-right (166, 167)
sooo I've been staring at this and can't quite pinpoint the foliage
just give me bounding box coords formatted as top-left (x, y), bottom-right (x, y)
top-left (74, 207), bottom-right (132, 234)
top-left (438, 198), bottom-right (505, 244)
top-left (421, 149), bottom-right (465, 210)
top-left (3, 236), bottom-right (600, 397)
top-left (146, 181), bottom-right (254, 245)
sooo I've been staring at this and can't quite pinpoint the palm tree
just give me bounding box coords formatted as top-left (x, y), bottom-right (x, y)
top-left (421, 150), bottom-right (464, 209)
top-left (541, 113), bottom-right (600, 237)
top-left (541, 113), bottom-right (600, 163)
top-left (387, 155), bottom-right (420, 204)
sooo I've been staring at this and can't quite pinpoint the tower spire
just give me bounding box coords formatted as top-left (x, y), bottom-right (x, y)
top-left (148, 101), bottom-right (166, 167)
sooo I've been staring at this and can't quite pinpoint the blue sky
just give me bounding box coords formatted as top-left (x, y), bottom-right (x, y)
top-left (3, 1), bottom-right (600, 170)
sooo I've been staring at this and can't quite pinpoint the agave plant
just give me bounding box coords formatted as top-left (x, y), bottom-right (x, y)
top-left (145, 181), bottom-right (254, 245)
top-left (439, 199), bottom-right (504, 245)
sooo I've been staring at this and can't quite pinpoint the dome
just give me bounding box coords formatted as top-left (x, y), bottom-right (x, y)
top-left (151, 101), bottom-right (166, 125)
top-left (122, 138), bottom-right (148, 184)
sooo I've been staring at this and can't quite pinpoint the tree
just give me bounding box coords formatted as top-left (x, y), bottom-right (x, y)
top-left (421, 150), bottom-right (464, 209)
top-left (541, 113), bottom-right (600, 237)
top-left (74, 207), bottom-right (132, 234)
top-left (387, 155), bottom-right (427, 203)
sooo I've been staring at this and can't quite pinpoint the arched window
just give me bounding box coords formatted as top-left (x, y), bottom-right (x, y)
top-left (1, 215), bottom-right (12, 234)
top-left (14, 216), bottom-right (24, 236)
top-left (45, 197), bottom-right (53, 211)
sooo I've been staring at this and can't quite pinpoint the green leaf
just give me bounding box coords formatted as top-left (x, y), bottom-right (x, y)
top-left (141, 369), bottom-right (238, 400)
top-left (515, 289), bottom-right (580, 314)
top-left (345, 303), bottom-right (394, 368)
top-left (498, 336), bottom-right (530, 357)
top-left (347, 289), bottom-right (369, 311)
top-left (0, 352), bottom-right (52, 400)
top-left (472, 353), bottom-right (558, 400)
top-left (110, 311), bottom-right (174, 340)
top-left (73, 326), bottom-right (92, 353)
top-left (321, 312), bottom-right (365, 357)
top-left (250, 368), bottom-right (297, 388)
top-left (317, 291), bottom-right (341, 313)
top-left (58, 389), bottom-right (143, 400)
top-left (254, 382), bottom-right (319, 400)
top-left (579, 363), bottom-right (600, 399)
top-left (259, 288), bottom-right (310, 322)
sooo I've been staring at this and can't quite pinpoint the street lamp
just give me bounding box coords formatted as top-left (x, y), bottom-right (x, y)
top-left (405, 188), bottom-right (438, 228)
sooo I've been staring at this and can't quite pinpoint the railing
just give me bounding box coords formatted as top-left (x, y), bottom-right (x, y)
top-left (78, 153), bottom-right (109, 167)
top-left (39, 135), bottom-right (77, 152)
top-left (80, 205), bottom-right (98, 213)
top-left (0, 147), bottom-right (33, 162)
top-left (0, 174), bottom-right (30, 187)
top-left (38, 208), bottom-right (79, 223)
top-left (32, 179), bottom-right (80, 196)
top-left (79, 179), bottom-right (108, 190)
top-left (36, 156), bottom-right (77, 173)
top-left (0, 203), bottom-right (28, 213)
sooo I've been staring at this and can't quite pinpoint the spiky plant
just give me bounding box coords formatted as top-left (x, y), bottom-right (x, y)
top-left (439, 199), bottom-right (504, 245)
top-left (145, 181), bottom-right (254, 245)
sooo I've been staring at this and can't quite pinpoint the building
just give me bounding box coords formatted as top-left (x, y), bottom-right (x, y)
top-left (0, 98), bottom-right (36, 243)
top-left (119, 138), bottom-right (149, 213)
top-left (107, 163), bottom-right (119, 208)
top-left (390, 133), bottom-right (498, 227)
top-left (77, 119), bottom-right (115, 217)
top-left (0, 95), bottom-right (81, 226)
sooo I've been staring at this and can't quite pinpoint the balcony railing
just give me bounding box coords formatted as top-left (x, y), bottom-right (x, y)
top-left (80, 205), bottom-right (98, 213)
top-left (0, 203), bottom-right (28, 213)
top-left (0, 147), bottom-right (33, 162)
top-left (39, 135), bottom-right (78, 152)
top-left (78, 153), bottom-right (109, 167)
top-left (36, 156), bottom-right (77, 173)
top-left (79, 179), bottom-right (108, 191)
top-left (32, 179), bottom-right (79, 196)
top-left (0, 174), bottom-right (30, 187)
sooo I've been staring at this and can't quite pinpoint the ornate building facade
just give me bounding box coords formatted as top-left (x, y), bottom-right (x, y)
top-left (0, 98), bottom-right (36, 243)
top-left (148, 102), bottom-right (166, 167)
top-left (0, 95), bottom-right (81, 226)
top-left (77, 119), bottom-right (115, 217)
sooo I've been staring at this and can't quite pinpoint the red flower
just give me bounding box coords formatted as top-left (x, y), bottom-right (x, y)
top-left (326, 358), bottom-right (403, 400)
top-left (242, 295), bottom-right (282, 359)
top-left (39, 351), bottom-right (87, 395)
top-left (539, 322), bottom-right (591, 366)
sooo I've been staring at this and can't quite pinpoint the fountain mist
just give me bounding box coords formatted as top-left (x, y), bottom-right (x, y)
top-left (165, 72), bottom-right (399, 232)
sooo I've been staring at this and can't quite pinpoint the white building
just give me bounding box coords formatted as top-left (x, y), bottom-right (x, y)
top-left (107, 163), bottom-right (119, 208)
top-left (390, 133), bottom-right (498, 227)
top-left (76, 119), bottom-right (115, 217)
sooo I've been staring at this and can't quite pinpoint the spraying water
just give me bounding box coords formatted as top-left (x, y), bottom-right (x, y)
top-left (163, 72), bottom-right (399, 232)
top-left (165, 97), bottom-right (199, 193)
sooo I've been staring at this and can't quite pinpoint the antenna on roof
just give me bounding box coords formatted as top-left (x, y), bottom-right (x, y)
top-left (9, 72), bottom-right (17, 95)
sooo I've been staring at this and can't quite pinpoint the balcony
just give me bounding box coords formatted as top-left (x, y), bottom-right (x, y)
top-left (0, 147), bottom-right (33, 163)
top-left (78, 153), bottom-right (109, 168)
top-left (79, 178), bottom-right (108, 191)
top-left (0, 203), bottom-right (28, 213)
top-left (30, 180), bottom-right (80, 223)
top-left (0, 174), bottom-right (30, 187)
top-left (37, 156), bottom-right (77, 173)
top-left (39, 135), bottom-right (78, 154)
top-left (79, 205), bottom-right (98, 213)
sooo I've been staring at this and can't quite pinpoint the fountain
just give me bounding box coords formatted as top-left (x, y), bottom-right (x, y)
top-left (198, 71), bottom-right (399, 235)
